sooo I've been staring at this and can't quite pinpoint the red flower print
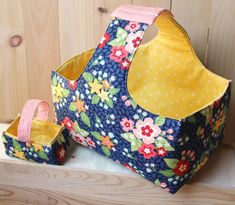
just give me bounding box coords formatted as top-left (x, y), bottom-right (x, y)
top-left (68, 80), bottom-right (77, 90)
top-left (85, 137), bottom-right (96, 148)
top-left (99, 33), bottom-right (110, 48)
top-left (123, 163), bottom-right (138, 173)
top-left (213, 99), bottom-right (221, 109)
top-left (120, 59), bottom-right (131, 70)
top-left (132, 36), bottom-right (141, 48)
top-left (62, 117), bottom-right (74, 130)
top-left (173, 160), bottom-right (190, 176)
top-left (57, 146), bottom-right (66, 162)
top-left (141, 125), bottom-right (153, 137)
top-left (138, 143), bottom-right (157, 159)
top-left (156, 147), bottom-right (167, 157)
top-left (74, 135), bottom-right (83, 142)
top-left (110, 46), bottom-right (128, 62)
top-left (125, 22), bottom-right (140, 32)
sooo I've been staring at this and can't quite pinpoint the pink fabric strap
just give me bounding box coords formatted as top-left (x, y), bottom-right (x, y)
top-left (17, 99), bottom-right (49, 143)
top-left (111, 4), bottom-right (171, 25)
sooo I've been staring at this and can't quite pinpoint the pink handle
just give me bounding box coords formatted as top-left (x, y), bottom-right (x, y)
top-left (17, 99), bottom-right (50, 143)
top-left (111, 4), bottom-right (171, 25)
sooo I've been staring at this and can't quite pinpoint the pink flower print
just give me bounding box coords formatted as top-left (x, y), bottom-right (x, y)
top-left (121, 95), bottom-right (127, 101)
top-left (133, 117), bottom-right (161, 144)
top-left (120, 118), bottom-right (134, 132)
top-left (125, 100), bottom-right (131, 107)
top-left (125, 31), bottom-right (144, 54)
top-left (70, 131), bottom-right (88, 147)
top-left (110, 46), bottom-right (128, 62)
top-left (85, 137), bottom-right (96, 148)
top-left (125, 22), bottom-right (140, 32)
top-left (160, 182), bottom-right (167, 188)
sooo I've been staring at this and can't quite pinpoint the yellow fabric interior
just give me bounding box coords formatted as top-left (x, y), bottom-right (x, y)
top-left (56, 13), bottom-right (229, 120)
top-left (5, 116), bottom-right (63, 146)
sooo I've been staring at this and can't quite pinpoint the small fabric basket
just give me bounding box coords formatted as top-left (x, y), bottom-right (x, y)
top-left (2, 99), bottom-right (70, 165)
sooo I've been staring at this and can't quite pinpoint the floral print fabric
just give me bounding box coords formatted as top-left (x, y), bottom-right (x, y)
top-left (51, 17), bottom-right (231, 193)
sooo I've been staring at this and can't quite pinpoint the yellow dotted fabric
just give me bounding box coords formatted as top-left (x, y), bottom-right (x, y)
top-left (57, 13), bottom-right (229, 120)
top-left (128, 13), bottom-right (229, 119)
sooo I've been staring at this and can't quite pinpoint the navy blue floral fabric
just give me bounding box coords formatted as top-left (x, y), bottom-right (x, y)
top-left (2, 129), bottom-right (70, 165)
top-left (51, 17), bottom-right (231, 193)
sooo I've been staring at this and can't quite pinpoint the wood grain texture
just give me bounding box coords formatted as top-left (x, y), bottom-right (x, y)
top-left (58, 0), bottom-right (131, 63)
top-left (22, 0), bottom-right (60, 117)
top-left (207, 0), bottom-right (235, 144)
top-left (171, 0), bottom-right (212, 64)
top-left (0, 0), bottom-right (29, 122)
top-left (0, 159), bottom-right (235, 205)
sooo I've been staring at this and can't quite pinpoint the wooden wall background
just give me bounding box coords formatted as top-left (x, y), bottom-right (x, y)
top-left (0, 0), bottom-right (234, 143)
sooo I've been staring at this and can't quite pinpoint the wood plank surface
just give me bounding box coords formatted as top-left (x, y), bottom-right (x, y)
top-left (58, 0), bottom-right (131, 63)
top-left (0, 0), bottom-right (28, 122)
top-left (0, 159), bottom-right (235, 205)
top-left (207, 0), bottom-right (235, 144)
top-left (22, 0), bottom-right (60, 117)
top-left (171, 0), bottom-right (212, 64)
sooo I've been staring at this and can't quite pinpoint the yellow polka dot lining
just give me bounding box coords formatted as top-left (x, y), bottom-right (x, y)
top-left (56, 13), bottom-right (229, 120)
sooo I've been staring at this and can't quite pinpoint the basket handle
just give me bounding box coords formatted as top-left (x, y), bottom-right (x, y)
top-left (111, 4), bottom-right (171, 25)
top-left (17, 99), bottom-right (50, 143)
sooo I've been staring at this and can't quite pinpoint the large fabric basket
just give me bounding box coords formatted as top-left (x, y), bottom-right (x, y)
top-left (51, 5), bottom-right (231, 193)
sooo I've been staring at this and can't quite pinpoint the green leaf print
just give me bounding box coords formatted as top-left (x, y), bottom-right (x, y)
top-left (91, 95), bottom-right (100, 104)
top-left (164, 159), bottom-right (179, 169)
top-left (74, 121), bottom-right (89, 137)
top-left (155, 137), bottom-right (175, 151)
top-left (91, 131), bottom-right (102, 141)
top-left (154, 179), bottom-right (161, 186)
top-left (159, 169), bottom-right (175, 177)
top-left (80, 112), bottom-right (91, 127)
top-left (131, 100), bottom-right (137, 109)
top-left (52, 75), bottom-right (57, 86)
top-left (106, 99), bottom-right (114, 109)
top-left (13, 139), bottom-right (22, 152)
top-left (83, 72), bottom-right (94, 83)
top-left (38, 150), bottom-right (49, 161)
top-left (109, 87), bottom-right (120, 95)
top-left (62, 89), bottom-right (69, 97)
top-left (108, 28), bottom-right (127, 46)
top-left (130, 138), bottom-right (142, 152)
top-left (57, 134), bottom-right (65, 144)
top-left (101, 145), bottom-right (111, 156)
top-left (117, 27), bottom-right (128, 39)
top-left (155, 116), bottom-right (165, 126)
top-left (2, 135), bottom-right (7, 143)
top-left (95, 115), bottom-right (101, 123)
top-left (201, 107), bottom-right (212, 125)
top-left (69, 102), bottom-right (77, 112)
top-left (121, 132), bottom-right (135, 142)
top-left (187, 115), bottom-right (196, 123)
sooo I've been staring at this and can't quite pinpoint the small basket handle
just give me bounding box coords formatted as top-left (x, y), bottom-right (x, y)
top-left (17, 99), bottom-right (50, 143)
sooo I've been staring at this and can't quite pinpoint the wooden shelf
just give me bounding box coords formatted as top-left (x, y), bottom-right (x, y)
top-left (0, 123), bottom-right (235, 204)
